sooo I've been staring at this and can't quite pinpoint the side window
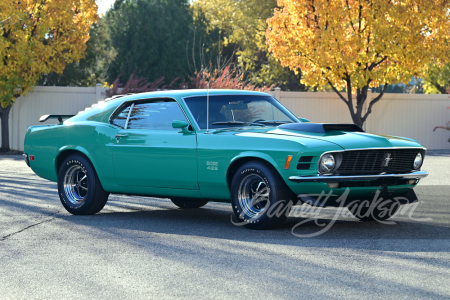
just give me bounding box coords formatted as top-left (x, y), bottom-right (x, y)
top-left (111, 105), bottom-right (131, 128)
top-left (127, 101), bottom-right (188, 130)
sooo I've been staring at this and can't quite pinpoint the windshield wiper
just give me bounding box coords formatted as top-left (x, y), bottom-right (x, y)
top-left (211, 121), bottom-right (265, 127)
top-left (212, 121), bottom-right (246, 126)
top-left (258, 120), bottom-right (293, 125)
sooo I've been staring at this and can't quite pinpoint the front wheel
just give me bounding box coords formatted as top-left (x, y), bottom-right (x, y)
top-left (230, 161), bottom-right (294, 230)
top-left (58, 154), bottom-right (109, 215)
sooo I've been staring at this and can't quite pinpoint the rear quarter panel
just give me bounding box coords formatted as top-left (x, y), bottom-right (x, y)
top-left (24, 121), bottom-right (119, 187)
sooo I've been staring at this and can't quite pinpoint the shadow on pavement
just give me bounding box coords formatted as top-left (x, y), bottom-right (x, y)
top-left (56, 186), bottom-right (450, 250)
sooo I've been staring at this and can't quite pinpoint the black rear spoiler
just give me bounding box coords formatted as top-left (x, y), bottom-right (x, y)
top-left (39, 115), bottom-right (75, 123)
top-left (278, 123), bottom-right (364, 133)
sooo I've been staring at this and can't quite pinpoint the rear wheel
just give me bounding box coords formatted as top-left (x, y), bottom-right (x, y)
top-left (230, 161), bottom-right (294, 230)
top-left (170, 198), bottom-right (209, 209)
top-left (58, 154), bottom-right (109, 215)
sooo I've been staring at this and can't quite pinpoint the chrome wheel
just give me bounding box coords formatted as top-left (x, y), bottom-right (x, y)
top-left (63, 165), bottom-right (89, 205)
top-left (237, 174), bottom-right (270, 218)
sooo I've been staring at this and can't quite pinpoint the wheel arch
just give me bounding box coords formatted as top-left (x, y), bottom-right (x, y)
top-left (56, 146), bottom-right (97, 174)
top-left (226, 152), bottom-right (280, 190)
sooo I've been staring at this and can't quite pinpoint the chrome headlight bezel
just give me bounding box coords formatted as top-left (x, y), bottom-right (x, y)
top-left (318, 152), bottom-right (342, 174)
top-left (413, 151), bottom-right (424, 170)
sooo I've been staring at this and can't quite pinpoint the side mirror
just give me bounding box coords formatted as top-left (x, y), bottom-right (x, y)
top-left (172, 120), bottom-right (191, 133)
top-left (298, 117), bottom-right (310, 123)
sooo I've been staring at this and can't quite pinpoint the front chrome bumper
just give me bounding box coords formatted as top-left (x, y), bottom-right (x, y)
top-left (288, 170), bottom-right (429, 183)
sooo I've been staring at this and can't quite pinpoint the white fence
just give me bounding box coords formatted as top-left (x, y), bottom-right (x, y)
top-left (2, 86), bottom-right (450, 150)
top-left (364, 93), bottom-right (450, 150)
top-left (271, 89), bottom-right (450, 150)
top-left (3, 85), bottom-right (107, 151)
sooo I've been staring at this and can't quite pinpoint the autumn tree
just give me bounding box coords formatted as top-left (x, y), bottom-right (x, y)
top-left (0, 0), bottom-right (98, 151)
top-left (38, 18), bottom-right (115, 87)
top-left (266, 0), bottom-right (450, 127)
top-left (422, 64), bottom-right (450, 94)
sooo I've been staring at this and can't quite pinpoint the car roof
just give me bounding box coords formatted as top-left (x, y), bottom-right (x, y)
top-left (106, 89), bottom-right (272, 105)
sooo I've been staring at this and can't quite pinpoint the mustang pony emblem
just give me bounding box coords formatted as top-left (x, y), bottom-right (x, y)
top-left (382, 153), bottom-right (393, 167)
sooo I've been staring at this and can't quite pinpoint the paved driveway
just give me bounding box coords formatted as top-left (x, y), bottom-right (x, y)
top-left (0, 152), bottom-right (449, 299)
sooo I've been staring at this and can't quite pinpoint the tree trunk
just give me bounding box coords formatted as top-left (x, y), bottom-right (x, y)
top-left (434, 83), bottom-right (447, 94)
top-left (0, 105), bottom-right (12, 152)
top-left (351, 87), bottom-right (368, 128)
top-left (328, 79), bottom-right (388, 129)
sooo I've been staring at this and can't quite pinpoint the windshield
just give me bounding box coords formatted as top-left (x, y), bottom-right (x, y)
top-left (183, 95), bottom-right (299, 129)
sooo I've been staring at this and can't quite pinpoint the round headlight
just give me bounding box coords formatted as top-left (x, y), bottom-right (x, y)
top-left (320, 154), bottom-right (335, 173)
top-left (413, 152), bottom-right (423, 170)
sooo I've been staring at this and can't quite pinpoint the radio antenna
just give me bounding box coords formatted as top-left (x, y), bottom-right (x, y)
top-left (206, 82), bottom-right (210, 134)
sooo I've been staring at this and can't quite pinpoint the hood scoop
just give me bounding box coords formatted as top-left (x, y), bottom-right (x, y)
top-left (278, 123), bottom-right (364, 133)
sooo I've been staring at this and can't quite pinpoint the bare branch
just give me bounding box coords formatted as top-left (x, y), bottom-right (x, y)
top-left (370, 56), bottom-right (388, 70)
top-left (358, 4), bottom-right (362, 32)
top-left (433, 126), bottom-right (450, 132)
top-left (327, 79), bottom-right (349, 104)
top-left (362, 84), bottom-right (388, 123)
top-left (365, 31), bottom-right (371, 54)
top-left (346, 76), bottom-right (355, 116)
top-left (345, 0), bottom-right (357, 33)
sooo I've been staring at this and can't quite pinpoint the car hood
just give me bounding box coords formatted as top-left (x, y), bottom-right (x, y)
top-left (264, 128), bottom-right (423, 149)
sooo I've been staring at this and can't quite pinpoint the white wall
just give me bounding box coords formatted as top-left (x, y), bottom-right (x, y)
top-left (1, 85), bottom-right (107, 151)
top-left (2, 86), bottom-right (450, 150)
top-left (364, 93), bottom-right (450, 150)
top-left (271, 90), bottom-right (450, 150)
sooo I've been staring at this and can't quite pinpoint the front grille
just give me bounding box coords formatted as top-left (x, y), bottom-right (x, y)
top-left (336, 149), bottom-right (421, 175)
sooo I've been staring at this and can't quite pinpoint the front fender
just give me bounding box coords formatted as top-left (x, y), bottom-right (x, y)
top-left (230, 151), bottom-right (280, 170)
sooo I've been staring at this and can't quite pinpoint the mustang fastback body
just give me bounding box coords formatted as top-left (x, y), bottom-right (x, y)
top-left (24, 89), bottom-right (428, 229)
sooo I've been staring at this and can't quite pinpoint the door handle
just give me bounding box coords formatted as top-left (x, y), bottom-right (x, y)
top-left (115, 134), bottom-right (128, 139)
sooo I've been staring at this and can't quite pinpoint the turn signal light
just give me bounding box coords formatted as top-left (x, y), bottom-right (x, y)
top-left (327, 182), bottom-right (339, 188)
top-left (284, 155), bottom-right (293, 169)
top-left (29, 155), bottom-right (35, 161)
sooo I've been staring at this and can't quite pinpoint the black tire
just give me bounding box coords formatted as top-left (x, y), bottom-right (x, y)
top-left (171, 198), bottom-right (209, 209)
top-left (230, 160), bottom-right (294, 230)
top-left (58, 154), bottom-right (109, 215)
top-left (348, 200), bottom-right (401, 221)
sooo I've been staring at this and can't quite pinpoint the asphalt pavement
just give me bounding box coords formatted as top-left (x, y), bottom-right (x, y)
top-left (0, 151), bottom-right (449, 299)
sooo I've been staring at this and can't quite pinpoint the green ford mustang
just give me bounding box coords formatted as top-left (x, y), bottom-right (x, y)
top-left (24, 89), bottom-right (428, 229)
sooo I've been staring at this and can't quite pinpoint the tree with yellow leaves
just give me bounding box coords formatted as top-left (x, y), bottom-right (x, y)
top-left (0, 0), bottom-right (98, 151)
top-left (266, 0), bottom-right (450, 127)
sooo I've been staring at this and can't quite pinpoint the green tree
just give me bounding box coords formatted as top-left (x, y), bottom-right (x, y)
top-left (105, 0), bottom-right (210, 83)
top-left (192, 0), bottom-right (305, 90)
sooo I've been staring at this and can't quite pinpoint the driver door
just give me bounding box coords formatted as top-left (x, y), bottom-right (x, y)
top-left (111, 99), bottom-right (198, 190)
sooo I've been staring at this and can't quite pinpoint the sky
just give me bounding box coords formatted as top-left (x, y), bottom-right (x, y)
top-left (97, 0), bottom-right (115, 15)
